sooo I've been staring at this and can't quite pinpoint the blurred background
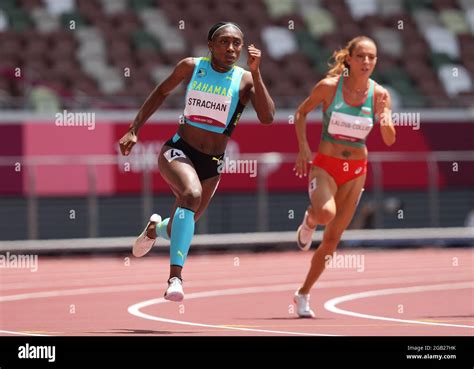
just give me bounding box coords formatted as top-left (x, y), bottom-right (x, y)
top-left (0, 0), bottom-right (473, 241)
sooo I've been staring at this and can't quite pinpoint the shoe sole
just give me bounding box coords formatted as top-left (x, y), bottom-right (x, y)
top-left (296, 225), bottom-right (311, 251)
top-left (132, 234), bottom-right (156, 257)
top-left (296, 313), bottom-right (315, 318)
top-left (164, 291), bottom-right (184, 302)
top-left (132, 214), bottom-right (162, 257)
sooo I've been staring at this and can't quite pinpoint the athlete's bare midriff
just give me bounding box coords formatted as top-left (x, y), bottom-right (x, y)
top-left (318, 139), bottom-right (368, 160)
top-left (177, 123), bottom-right (229, 155)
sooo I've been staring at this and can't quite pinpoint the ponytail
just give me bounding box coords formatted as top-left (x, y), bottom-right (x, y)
top-left (327, 48), bottom-right (350, 77)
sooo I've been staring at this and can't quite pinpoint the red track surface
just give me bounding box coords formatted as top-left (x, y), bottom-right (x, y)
top-left (1, 248), bottom-right (472, 336)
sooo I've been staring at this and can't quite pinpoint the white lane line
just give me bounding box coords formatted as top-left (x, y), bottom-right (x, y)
top-left (324, 282), bottom-right (474, 329)
top-left (127, 277), bottom-right (473, 336)
top-left (0, 330), bottom-right (49, 336)
top-left (1, 274), bottom-right (472, 336)
top-left (127, 285), bottom-right (338, 336)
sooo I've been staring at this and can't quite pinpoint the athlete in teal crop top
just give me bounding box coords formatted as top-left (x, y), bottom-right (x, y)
top-left (184, 56), bottom-right (245, 136)
top-left (119, 22), bottom-right (275, 302)
top-left (292, 36), bottom-right (396, 318)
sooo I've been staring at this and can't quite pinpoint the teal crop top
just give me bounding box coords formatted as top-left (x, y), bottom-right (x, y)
top-left (183, 57), bottom-right (246, 137)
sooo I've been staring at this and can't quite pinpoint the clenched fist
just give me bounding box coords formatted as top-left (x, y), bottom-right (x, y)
top-left (119, 128), bottom-right (138, 156)
top-left (247, 44), bottom-right (262, 72)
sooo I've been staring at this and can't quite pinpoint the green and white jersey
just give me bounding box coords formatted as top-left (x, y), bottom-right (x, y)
top-left (322, 76), bottom-right (376, 148)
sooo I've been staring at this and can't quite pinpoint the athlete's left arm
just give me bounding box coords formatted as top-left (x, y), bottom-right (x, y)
top-left (246, 44), bottom-right (275, 124)
top-left (375, 86), bottom-right (396, 146)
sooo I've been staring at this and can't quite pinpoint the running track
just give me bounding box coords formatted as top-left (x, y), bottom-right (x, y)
top-left (1, 248), bottom-right (472, 336)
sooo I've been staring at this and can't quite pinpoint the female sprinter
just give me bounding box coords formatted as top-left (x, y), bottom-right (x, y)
top-left (119, 22), bottom-right (275, 302)
top-left (293, 36), bottom-right (396, 317)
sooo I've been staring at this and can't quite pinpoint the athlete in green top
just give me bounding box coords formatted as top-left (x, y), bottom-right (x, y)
top-left (292, 36), bottom-right (397, 318)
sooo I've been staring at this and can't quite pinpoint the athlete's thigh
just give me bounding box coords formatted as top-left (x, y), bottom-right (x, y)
top-left (324, 174), bottom-right (366, 237)
top-left (158, 144), bottom-right (201, 195)
top-left (308, 165), bottom-right (338, 212)
top-left (194, 175), bottom-right (221, 220)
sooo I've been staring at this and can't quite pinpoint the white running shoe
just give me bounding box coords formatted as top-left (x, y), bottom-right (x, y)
top-left (293, 290), bottom-right (315, 318)
top-left (296, 211), bottom-right (315, 251)
top-left (132, 213), bottom-right (161, 257)
top-left (164, 277), bottom-right (184, 302)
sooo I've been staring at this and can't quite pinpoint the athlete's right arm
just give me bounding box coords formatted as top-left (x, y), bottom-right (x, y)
top-left (119, 58), bottom-right (195, 156)
top-left (294, 78), bottom-right (333, 177)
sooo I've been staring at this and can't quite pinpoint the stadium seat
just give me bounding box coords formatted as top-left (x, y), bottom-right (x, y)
top-left (130, 0), bottom-right (155, 11)
top-left (160, 30), bottom-right (187, 54)
top-left (379, 0), bottom-right (404, 16)
top-left (31, 8), bottom-right (60, 33)
top-left (438, 64), bottom-right (473, 97)
top-left (302, 7), bottom-right (336, 39)
top-left (379, 66), bottom-right (419, 105)
top-left (296, 30), bottom-right (321, 66)
top-left (0, 9), bottom-right (9, 31)
top-left (0, 0), bottom-right (471, 109)
top-left (432, 0), bottom-right (459, 12)
top-left (263, 0), bottom-right (296, 19)
top-left (440, 9), bottom-right (470, 34)
top-left (60, 11), bottom-right (88, 29)
top-left (28, 85), bottom-right (61, 112)
top-left (296, 0), bottom-right (322, 14)
top-left (320, 33), bottom-right (346, 53)
top-left (261, 26), bottom-right (298, 60)
top-left (97, 67), bottom-right (125, 94)
top-left (150, 66), bottom-right (174, 84)
top-left (44, 0), bottom-right (75, 15)
top-left (99, 0), bottom-right (127, 15)
top-left (466, 8), bottom-right (474, 33)
top-left (404, 59), bottom-right (431, 85)
top-left (458, 0), bottom-right (474, 11)
top-left (423, 26), bottom-right (460, 59)
top-left (314, 48), bottom-right (335, 75)
top-left (6, 8), bottom-right (34, 31)
top-left (346, 0), bottom-right (378, 20)
top-left (373, 27), bottom-right (403, 58)
top-left (413, 8), bottom-right (441, 29)
top-left (339, 21), bottom-right (362, 41)
top-left (132, 29), bottom-right (161, 51)
top-left (403, 0), bottom-right (433, 13)
top-left (430, 51), bottom-right (456, 70)
top-left (0, 0), bottom-right (17, 12)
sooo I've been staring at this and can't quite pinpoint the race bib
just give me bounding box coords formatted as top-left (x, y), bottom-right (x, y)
top-left (328, 111), bottom-right (373, 142)
top-left (184, 89), bottom-right (231, 127)
top-left (308, 178), bottom-right (317, 197)
top-left (164, 148), bottom-right (186, 162)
